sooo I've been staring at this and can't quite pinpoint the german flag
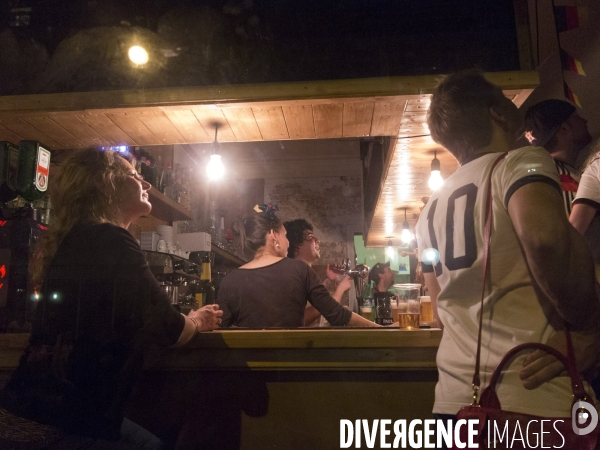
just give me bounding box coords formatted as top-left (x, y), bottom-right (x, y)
top-left (560, 49), bottom-right (586, 76)
top-left (563, 81), bottom-right (581, 108)
top-left (554, 5), bottom-right (588, 33)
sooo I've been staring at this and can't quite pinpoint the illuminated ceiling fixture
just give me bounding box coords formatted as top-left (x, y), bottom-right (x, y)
top-left (207, 124), bottom-right (225, 181)
top-left (128, 45), bottom-right (149, 65)
top-left (400, 208), bottom-right (413, 245)
top-left (386, 237), bottom-right (395, 258)
top-left (428, 150), bottom-right (444, 191)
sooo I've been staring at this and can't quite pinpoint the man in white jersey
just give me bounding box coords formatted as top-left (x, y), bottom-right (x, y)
top-left (416, 70), bottom-right (600, 439)
top-left (523, 99), bottom-right (592, 215)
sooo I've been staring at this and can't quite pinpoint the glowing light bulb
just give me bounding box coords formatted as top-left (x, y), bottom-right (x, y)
top-left (207, 154), bottom-right (225, 180)
top-left (128, 46), bottom-right (149, 65)
top-left (401, 227), bottom-right (413, 244)
top-left (428, 170), bottom-right (444, 191)
top-left (422, 248), bottom-right (440, 265)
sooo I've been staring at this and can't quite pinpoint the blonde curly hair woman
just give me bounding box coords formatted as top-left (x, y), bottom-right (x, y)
top-left (2, 148), bottom-right (222, 449)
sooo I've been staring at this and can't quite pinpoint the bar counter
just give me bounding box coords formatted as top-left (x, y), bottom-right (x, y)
top-left (1, 329), bottom-right (442, 449)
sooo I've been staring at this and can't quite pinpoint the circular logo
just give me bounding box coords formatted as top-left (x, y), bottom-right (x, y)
top-left (572, 401), bottom-right (599, 436)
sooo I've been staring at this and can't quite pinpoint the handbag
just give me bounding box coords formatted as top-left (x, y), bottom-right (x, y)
top-left (451, 153), bottom-right (600, 450)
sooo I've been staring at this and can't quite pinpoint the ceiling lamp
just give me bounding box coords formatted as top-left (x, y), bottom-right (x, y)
top-left (428, 150), bottom-right (444, 191)
top-left (128, 45), bottom-right (149, 65)
top-left (385, 237), bottom-right (395, 258)
top-left (207, 125), bottom-right (225, 181)
top-left (400, 208), bottom-right (414, 245)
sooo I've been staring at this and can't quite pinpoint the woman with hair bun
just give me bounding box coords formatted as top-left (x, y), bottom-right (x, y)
top-left (218, 205), bottom-right (378, 328)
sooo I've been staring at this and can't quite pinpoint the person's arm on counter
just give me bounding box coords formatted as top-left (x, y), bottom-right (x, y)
top-left (304, 276), bottom-right (352, 326)
top-left (175, 305), bottom-right (223, 346)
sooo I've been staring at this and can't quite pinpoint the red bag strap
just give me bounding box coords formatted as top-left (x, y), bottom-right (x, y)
top-left (472, 153), bottom-right (507, 396)
top-left (471, 152), bottom-right (586, 405)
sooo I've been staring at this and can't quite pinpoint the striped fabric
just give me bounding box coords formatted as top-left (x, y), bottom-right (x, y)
top-left (554, 160), bottom-right (580, 216)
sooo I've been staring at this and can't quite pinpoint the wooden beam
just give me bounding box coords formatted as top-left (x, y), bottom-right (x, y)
top-left (0, 71), bottom-right (540, 114)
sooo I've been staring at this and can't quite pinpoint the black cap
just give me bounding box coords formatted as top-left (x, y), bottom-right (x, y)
top-left (523, 99), bottom-right (576, 148)
top-left (369, 261), bottom-right (390, 285)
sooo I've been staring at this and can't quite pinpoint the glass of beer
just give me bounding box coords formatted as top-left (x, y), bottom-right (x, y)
top-left (420, 296), bottom-right (434, 325)
top-left (360, 306), bottom-right (373, 321)
top-left (394, 283), bottom-right (421, 329)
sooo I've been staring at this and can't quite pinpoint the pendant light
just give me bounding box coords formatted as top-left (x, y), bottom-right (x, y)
top-left (400, 208), bottom-right (413, 245)
top-left (206, 125), bottom-right (225, 181)
top-left (428, 150), bottom-right (444, 191)
top-left (385, 237), bottom-right (394, 258)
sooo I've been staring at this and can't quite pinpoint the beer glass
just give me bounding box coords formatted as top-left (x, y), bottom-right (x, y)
top-left (394, 283), bottom-right (421, 329)
top-left (420, 295), bottom-right (434, 325)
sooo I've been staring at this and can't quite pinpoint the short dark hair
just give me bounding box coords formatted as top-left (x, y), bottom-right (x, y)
top-left (238, 212), bottom-right (283, 259)
top-left (283, 218), bottom-right (313, 258)
top-left (427, 69), bottom-right (518, 164)
top-left (523, 99), bottom-right (576, 151)
top-left (368, 261), bottom-right (390, 285)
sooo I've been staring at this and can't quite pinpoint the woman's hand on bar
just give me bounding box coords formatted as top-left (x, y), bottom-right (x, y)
top-left (189, 304), bottom-right (224, 332)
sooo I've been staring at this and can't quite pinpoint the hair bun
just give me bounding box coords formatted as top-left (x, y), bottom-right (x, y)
top-left (254, 204), bottom-right (279, 217)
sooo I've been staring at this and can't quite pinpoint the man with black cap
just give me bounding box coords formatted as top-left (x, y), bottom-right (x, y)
top-left (524, 99), bottom-right (592, 215)
top-left (369, 261), bottom-right (396, 294)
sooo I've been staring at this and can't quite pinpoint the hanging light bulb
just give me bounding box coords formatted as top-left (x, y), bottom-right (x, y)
top-left (207, 125), bottom-right (225, 181)
top-left (428, 150), bottom-right (444, 191)
top-left (128, 46), bottom-right (149, 65)
top-left (400, 208), bottom-right (414, 245)
top-left (386, 237), bottom-right (395, 258)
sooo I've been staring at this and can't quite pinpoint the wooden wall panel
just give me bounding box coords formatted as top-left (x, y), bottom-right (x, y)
top-left (222, 108), bottom-right (262, 141)
top-left (313, 104), bottom-right (343, 138)
top-left (163, 110), bottom-right (211, 143)
top-left (371, 100), bottom-right (406, 136)
top-left (50, 114), bottom-right (110, 147)
top-left (105, 112), bottom-right (162, 146)
top-left (343, 102), bottom-right (375, 137)
top-left (405, 98), bottom-right (430, 113)
top-left (191, 109), bottom-right (237, 142)
top-left (0, 124), bottom-right (23, 143)
top-left (77, 113), bottom-right (137, 146)
top-left (21, 116), bottom-right (83, 149)
top-left (134, 111), bottom-right (186, 145)
top-left (282, 105), bottom-right (315, 139)
top-left (252, 106), bottom-right (289, 140)
top-left (0, 118), bottom-right (60, 148)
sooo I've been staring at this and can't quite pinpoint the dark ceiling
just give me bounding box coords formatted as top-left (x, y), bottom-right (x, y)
top-left (0, 0), bottom-right (520, 95)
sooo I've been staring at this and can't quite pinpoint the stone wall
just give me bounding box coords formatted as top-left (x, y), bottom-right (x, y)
top-left (265, 175), bottom-right (363, 265)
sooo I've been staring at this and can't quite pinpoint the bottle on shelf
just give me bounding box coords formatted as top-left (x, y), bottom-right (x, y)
top-left (0, 141), bottom-right (19, 204)
top-left (195, 252), bottom-right (215, 307)
top-left (16, 141), bottom-right (51, 202)
top-left (155, 155), bottom-right (165, 192)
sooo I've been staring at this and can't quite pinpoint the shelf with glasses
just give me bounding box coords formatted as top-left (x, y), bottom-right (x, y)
top-left (148, 187), bottom-right (193, 222)
top-left (211, 243), bottom-right (246, 267)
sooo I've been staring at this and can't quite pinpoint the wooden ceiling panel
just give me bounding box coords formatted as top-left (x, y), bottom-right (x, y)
top-left (405, 97), bottom-right (431, 113)
top-left (21, 116), bottom-right (84, 149)
top-left (282, 105), bottom-right (315, 139)
top-left (252, 106), bottom-right (289, 140)
top-left (191, 109), bottom-right (237, 142)
top-left (222, 108), bottom-right (263, 141)
top-left (0, 123), bottom-right (23, 143)
top-left (105, 112), bottom-right (162, 146)
top-left (0, 118), bottom-right (60, 149)
top-left (371, 100), bottom-right (406, 136)
top-left (50, 114), bottom-right (111, 147)
top-left (76, 113), bottom-right (137, 146)
top-left (313, 104), bottom-right (343, 138)
top-left (134, 111), bottom-right (187, 145)
top-left (343, 102), bottom-right (375, 137)
top-left (163, 110), bottom-right (211, 143)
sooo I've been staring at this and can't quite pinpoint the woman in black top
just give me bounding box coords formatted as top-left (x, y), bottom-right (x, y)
top-left (218, 205), bottom-right (377, 328)
top-left (1, 149), bottom-right (222, 448)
